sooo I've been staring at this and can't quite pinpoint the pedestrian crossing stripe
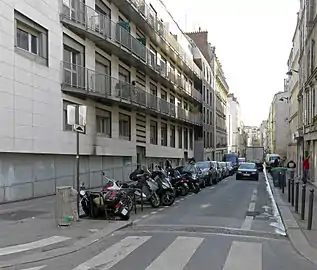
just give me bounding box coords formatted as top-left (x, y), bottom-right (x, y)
top-left (72, 236), bottom-right (263, 270)
top-left (0, 236), bottom-right (71, 257)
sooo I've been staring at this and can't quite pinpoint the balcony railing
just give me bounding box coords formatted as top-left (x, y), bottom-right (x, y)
top-left (61, 62), bottom-right (202, 126)
top-left (128, 0), bottom-right (201, 79)
top-left (60, 2), bottom-right (201, 102)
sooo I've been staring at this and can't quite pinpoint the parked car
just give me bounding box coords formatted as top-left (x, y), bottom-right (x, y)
top-left (219, 162), bottom-right (229, 178)
top-left (236, 162), bottom-right (259, 181)
top-left (196, 161), bottom-right (218, 185)
top-left (211, 161), bottom-right (222, 182)
top-left (226, 162), bottom-right (235, 175)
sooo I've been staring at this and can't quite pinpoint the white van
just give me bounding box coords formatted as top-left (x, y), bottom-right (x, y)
top-left (265, 153), bottom-right (280, 168)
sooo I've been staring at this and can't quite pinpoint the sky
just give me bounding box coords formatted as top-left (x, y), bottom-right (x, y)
top-left (164, 0), bottom-right (299, 126)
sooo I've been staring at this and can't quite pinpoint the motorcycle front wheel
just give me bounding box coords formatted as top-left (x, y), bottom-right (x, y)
top-left (150, 193), bottom-right (160, 208)
top-left (161, 190), bottom-right (175, 206)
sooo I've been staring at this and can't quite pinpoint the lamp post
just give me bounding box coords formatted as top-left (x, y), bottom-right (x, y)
top-left (67, 104), bottom-right (87, 220)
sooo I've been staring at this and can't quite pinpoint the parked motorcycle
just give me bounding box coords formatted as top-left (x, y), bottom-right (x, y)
top-left (167, 168), bottom-right (189, 196)
top-left (79, 183), bottom-right (131, 220)
top-left (128, 167), bottom-right (161, 208)
top-left (151, 170), bottom-right (175, 206)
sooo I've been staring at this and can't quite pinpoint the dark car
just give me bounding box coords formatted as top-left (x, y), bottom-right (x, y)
top-left (179, 163), bottom-right (206, 188)
top-left (226, 162), bottom-right (235, 175)
top-left (211, 161), bottom-right (222, 182)
top-left (196, 161), bottom-right (218, 185)
top-left (236, 162), bottom-right (259, 181)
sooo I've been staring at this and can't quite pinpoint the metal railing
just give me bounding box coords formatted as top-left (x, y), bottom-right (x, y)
top-left (61, 62), bottom-right (203, 125)
top-left (128, 0), bottom-right (201, 78)
top-left (60, 2), bottom-right (202, 100)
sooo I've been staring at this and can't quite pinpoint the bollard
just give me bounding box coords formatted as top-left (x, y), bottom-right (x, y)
top-left (295, 182), bottom-right (299, 212)
top-left (287, 178), bottom-right (291, 203)
top-left (282, 174), bottom-right (285, 193)
top-left (134, 191), bottom-right (137, 215)
top-left (301, 184), bottom-right (306, 220)
top-left (291, 180), bottom-right (295, 206)
top-left (141, 187), bottom-right (144, 212)
top-left (307, 189), bottom-right (315, 230)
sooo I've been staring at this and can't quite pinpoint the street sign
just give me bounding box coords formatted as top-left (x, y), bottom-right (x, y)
top-left (73, 124), bottom-right (85, 133)
top-left (67, 105), bottom-right (76, 125)
top-left (78, 105), bottom-right (87, 126)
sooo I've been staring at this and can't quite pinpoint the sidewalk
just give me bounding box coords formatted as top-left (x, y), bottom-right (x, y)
top-left (265, 170), bottom-right (317, 265)
top-left (0, 194), bottom-right (154, 267)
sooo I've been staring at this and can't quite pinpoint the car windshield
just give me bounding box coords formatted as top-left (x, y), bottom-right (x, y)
top-left (197, 162), bottom-right (210, 169)
top-left (239, 163), bottom-right (256, 169)
top-left (182, 164), bottom-right (196, 173)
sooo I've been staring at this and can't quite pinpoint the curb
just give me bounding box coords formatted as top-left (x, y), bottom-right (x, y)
top-left (263, 169), bottom-right (317, 266)
top-left (0, 220), bottom-right (134, 268)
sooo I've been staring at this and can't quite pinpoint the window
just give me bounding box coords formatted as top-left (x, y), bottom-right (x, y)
top-left (161, 89), bottom-right (167, 101)
top-left (161, 122), bottom-right (167, 146)
top-left (311, 39), bottom-right (315, 73)
top-left (170, 94), bottom-right (175, 104)
top-left (150, 120), bottom-right (158, 144)
top-left (178, 127), bottom-right (182, 148)
top-left (119, 113), bottom-right (131, 140)
top-left (96, 108), bottom-right (111, 137)
top-left (184, 101), bottom-right (188, 110)
top-left (15, 10), bottom-right (48, 65)
top-left (170, 125), bottom-right (175, 147)
top-left (189, 129), bottom-right (193, 150)
top-left (119, 65), bottom-right (130, 83)
top-left (184, 128), bottom-right (188, 149)
top-left (150, 83), bottom-right (157, 96)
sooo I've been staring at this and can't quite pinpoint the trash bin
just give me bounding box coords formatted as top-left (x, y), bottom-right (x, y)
top-left (271, 167), bottom-right (287, 187)
top-left (55, 186), bottom-right (78, 226)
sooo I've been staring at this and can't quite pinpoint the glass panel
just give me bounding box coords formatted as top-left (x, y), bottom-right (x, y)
top-left (17, 28), bottom-right (29, 51)
top-left (31, 34), bottom-right (38, 54)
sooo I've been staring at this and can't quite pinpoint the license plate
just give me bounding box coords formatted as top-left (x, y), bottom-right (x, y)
top-left (121, 208), bottom-right (128, 216)
top-left (243, 174), bottom-right (250, 176)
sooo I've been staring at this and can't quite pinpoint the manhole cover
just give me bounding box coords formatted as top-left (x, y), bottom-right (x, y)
top-left (0, 210), bottom-right (46, 221)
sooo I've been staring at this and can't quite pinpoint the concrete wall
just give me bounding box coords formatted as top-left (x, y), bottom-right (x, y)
top-left (0, 153), bottom-right (135, 203)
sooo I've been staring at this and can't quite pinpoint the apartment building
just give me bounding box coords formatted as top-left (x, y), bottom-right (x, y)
top-left (244, 126), bottom-right (260, 147)
top-left (186, 30), bottom-right (215, 161)
top-left (215, 58), bottom-right (229, 160)
top-left (259, 120), bottom-right (268, 151)
top-left (227, 93), bottom-right (241, 154)
top-left (0, 0), bottom-right (204, 202)
top-left (267, 92), bottom-right (289, 157)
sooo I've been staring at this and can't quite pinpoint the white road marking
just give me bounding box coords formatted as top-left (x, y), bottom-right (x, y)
top-left (142, 214), bottom-right (149, 218)
top-left (223, 241), bottom-right (262, 270)
top-left (248, 202), bottom-right (256, 212)
top-left (200, 204), bottom-right (211, 208)
top-left (145, 236), bottom-right (203, 270)
top-left (151, 211), bottom-right (158, 215)
top-left (240, 188), bottom-right (257, 230)
top-left (210, 187), bottom-right (215, 190)
top-left (73, 236), bottom-right (151, 270)
top-left (241, 216), bottom-right (254, 230)
top-left (0, 236), bottom-right (71, 257)
top-left (133, 219), bottom-right (140, 223)
top-left (22, 266), bottom-right (46, 270)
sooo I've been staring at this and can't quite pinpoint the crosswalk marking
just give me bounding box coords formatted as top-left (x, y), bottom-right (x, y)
top-left (145, 236), bottom-right (204, 270)
top-left (223, 241), bottom-right (262, 270)
top-left (0, 236), bottom-right (71, 257)
top-left (73, 236), bottom-right (151, 270)
top-left (22, 266), bottom-right (46, 270)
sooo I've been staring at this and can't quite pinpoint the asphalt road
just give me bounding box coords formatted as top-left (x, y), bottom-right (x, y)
top-left (6, 172), bottom-right (317, 270)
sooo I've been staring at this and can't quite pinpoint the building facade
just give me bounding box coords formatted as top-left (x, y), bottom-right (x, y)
top-left (186, 31), bottom-right (216, 161)
top-left (0, 0), bottom-right (207, 202)
top-left (215, 58), bottom-right (229, 160)
top-left (259, 120), bottom-right (268, 151)
top-left (244, 126), bottom-right (261, 147)
top-left (267, 92), bottom-right (289, 157)
top-left (227, 93), bottom-right (241, 154)
top-left (186, 30), bottom-right (229, 161)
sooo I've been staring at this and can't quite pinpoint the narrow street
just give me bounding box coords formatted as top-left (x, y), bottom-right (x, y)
top-left (8, 173), bottom-right (316, 270)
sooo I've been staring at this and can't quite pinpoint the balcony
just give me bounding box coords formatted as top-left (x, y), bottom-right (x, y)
top-left (60, 2), bottom-right (201, 104)
top-left (61, 62), bottom-right (202, 126)
top-left (112, 0), bottom-right (201, 81)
